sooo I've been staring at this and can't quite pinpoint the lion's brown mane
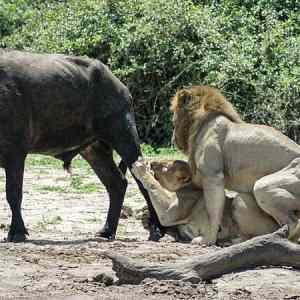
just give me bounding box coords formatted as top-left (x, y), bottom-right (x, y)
top-left (170, 85), bottom-right (243, 173)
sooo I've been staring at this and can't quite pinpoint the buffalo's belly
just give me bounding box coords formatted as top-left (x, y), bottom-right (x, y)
top-left (27, 126), bottom-right (96, 156)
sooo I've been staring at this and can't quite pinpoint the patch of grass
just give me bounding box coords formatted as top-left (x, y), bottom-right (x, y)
top-left (141, 144), bottom-right (185, 160)
top-left (70, 174), bottom-right (84, 189)
top-left (36, 178), bottom-right (100, 194)
top-left (70, 157), bottom-right (94, 173)
top-left (25, 147), bottom-right (184, 174)
top-left (37, 185), bottom-right (67, 193)
top-left (48, 216), bottom-right (63, 225)
top-left (35, 221), bottom-right (48, 231)
top-left (34, 215), bottom-right (63, 230)
top-left (26, 155), bottom-right (62, 168)
top-left (70, 175), bottom-right (100, 193)
top-left (26, 154), bottom-right (95, 174)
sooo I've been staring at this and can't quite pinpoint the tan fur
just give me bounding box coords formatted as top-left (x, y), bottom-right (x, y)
top-left (132, 160), bottom-right (278, 244)
top-left (150, 160), bottom-right (191, 192)
top-left (170, 85), bottom-right (300, 244)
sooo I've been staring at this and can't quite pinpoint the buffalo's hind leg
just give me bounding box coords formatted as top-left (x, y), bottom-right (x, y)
top-left (81, 142), bottom-right (127, 240)
top-left (5, 153), bottom-right (28, 242)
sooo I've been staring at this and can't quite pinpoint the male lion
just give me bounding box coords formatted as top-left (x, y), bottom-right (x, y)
top-left (132, 160), bottom-right (279, 244)
top-left (170, 85), bottom-right (300, 245)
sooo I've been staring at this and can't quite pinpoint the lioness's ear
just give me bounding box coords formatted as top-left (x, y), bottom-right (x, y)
top-left (176, 172), bottom-right (191, 185)
top-left (177, 89), bottom-right (192, 108)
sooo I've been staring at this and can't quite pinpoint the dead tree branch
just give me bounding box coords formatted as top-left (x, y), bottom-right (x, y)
top-left (107, 226), bottom-right (300, 284)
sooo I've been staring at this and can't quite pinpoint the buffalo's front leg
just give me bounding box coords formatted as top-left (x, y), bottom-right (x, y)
top-left (5, 154), bottom-right (28, 242)
top-left (81, 142), bottom-right (127, 240)
top-left (130, 171), bottom-right (166, 241)
top-left (118, 160), bottom-right (165, 241)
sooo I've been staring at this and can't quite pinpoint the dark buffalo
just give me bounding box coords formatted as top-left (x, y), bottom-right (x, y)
top-left (0, 49), bottom-right (164, 242)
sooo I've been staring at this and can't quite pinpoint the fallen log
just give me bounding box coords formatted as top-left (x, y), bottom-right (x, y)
top-left (107, 226), bottom-right (300, 284)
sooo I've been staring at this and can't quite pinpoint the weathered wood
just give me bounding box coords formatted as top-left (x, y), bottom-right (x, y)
top-left (107, 226), bottom-right (300, 284)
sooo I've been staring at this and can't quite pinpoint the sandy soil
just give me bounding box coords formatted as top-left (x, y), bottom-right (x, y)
top-left (0, 158), bottom-right (300, 300)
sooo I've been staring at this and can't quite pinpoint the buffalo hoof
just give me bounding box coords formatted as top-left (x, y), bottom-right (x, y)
top-left (148, 224), bottom-right (164, 242)
top-left (96, 229), bottom-right (115, 241)
top-left (6, 232), bottom-right (27, 243)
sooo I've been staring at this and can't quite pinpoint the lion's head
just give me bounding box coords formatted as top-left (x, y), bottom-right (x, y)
top-left (170, 85), bottom-right (243, 154)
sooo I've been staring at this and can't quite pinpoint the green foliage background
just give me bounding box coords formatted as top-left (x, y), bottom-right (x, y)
top-left (1, 0), bottom-right (299, 145)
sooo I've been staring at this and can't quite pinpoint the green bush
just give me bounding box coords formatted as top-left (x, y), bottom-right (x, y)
top-left (1, 0), bottom-right (299, 145)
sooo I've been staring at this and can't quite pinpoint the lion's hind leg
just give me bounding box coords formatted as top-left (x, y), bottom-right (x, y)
top-left (253, 158), bottom-right (300, 242)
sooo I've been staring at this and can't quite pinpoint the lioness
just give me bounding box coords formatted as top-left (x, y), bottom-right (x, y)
top-left (170, 85), bottom-right (300, 244)
top-left (132, 160), bottom-right (279, 244)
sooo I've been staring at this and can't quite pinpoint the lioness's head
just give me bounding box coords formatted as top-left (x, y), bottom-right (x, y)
top-left (150, 160), bottom-right (191, 192)
top-left (170, 85), bottom-right (242, 154)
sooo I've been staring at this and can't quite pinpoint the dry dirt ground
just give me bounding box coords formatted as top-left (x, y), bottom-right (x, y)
top-left (0, 155), bottom-right (300, 300)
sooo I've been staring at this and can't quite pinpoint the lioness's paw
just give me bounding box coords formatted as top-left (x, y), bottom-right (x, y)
top-left (132, 160), bottom-right (148, 179)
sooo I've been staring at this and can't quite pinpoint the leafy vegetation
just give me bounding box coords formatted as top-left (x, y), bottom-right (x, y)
top-left (1, 0), bottom-right (299, 145)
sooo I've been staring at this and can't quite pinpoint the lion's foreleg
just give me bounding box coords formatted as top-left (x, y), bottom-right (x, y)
top-left (202, 174), bottom-right (226, 244)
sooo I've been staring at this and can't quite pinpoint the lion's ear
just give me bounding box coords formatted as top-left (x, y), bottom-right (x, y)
top-left (177, 89), bottom-right (192, 108)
